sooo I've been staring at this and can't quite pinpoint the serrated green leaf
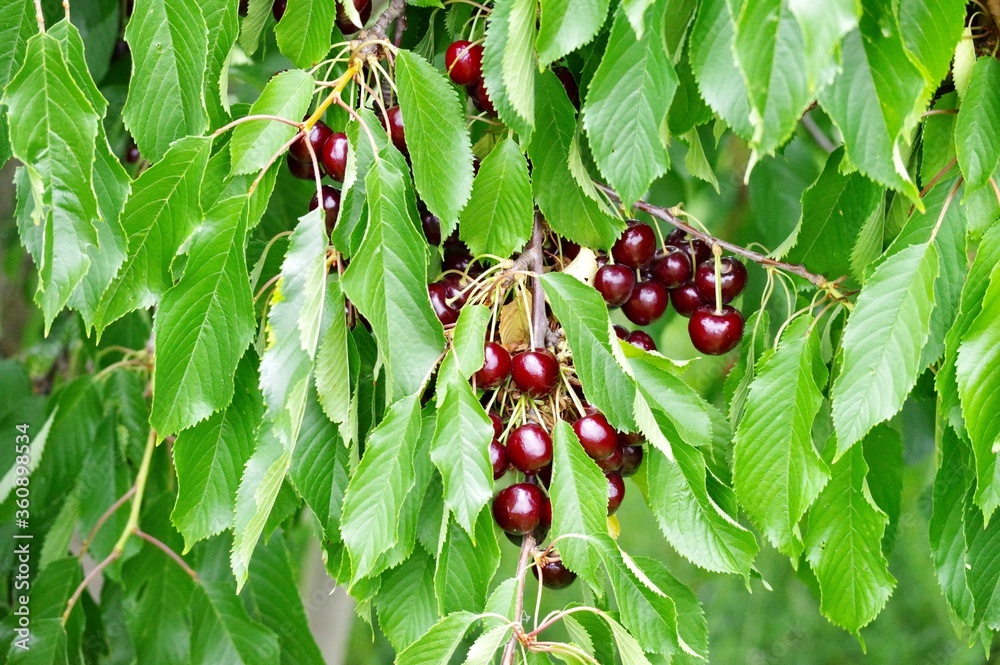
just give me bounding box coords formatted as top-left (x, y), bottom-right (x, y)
top-left (123, 0), bottom-right (209, 162)
top-left (230, 69), bottom-right (314, 176)
top-left (275, 0), bottom-right (336, 67)
top-left (481, 0), bottom-right (534, 140)
top-left (929, 425), bottom-right (974, 624)
top-left (689, 0), bottom-right (753, 140)
top-left (435, 509), bottom-right (501, 615)
top-left (395, 612), bottom-right (478, 665)
top-left (955, 57), bottom-right (1000, 192)
top-left (191, 581), bottom-right (281, 665)
top-left (0, 0), bottom-right (34, 91)
top-left (374, 547), bottom-right (440, 652)
top-left (536, 0), bottom-right (610, 67)
top-left (201, 0), bottom-right (238, 127)
top-left (463, 624), bottom-right (510, 665)
top-left (604, 615), bottom-right (651, 665)
top-left (459, 138), bottom-right (533, 258)
top-left (598, 545), bottom-right (678, 656)
top-left (786, 0), bottom-right (858, 91)
top-left (289, 387), bottom-right (349, 538)
top-left (633, 555), bottom-right (708, 658)
top-left (453, 304), bottom-right (491, 379)
top-left (503, 0), bottom-right (537, 124)
top-left (862, 423), bottom-right (903, 552)
top-left (897, 0), bottom-right (965, 87)
top-left (239, 0), bottom-right (272, 55)
top-left (315, 278), bottom-right (351, 428)
top-left (335, 109), bottom-right (388, 257)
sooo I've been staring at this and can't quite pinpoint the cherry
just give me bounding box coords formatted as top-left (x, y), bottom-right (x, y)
top-left (468, 80), bottom-right (497, 116)
top-left (612, 222), bottom-right (657, 268)
top-left (572, 413), bottom-right (617, 460)
top-left (670, 282), bottom-right (706, 318)
top-left (606, 472), bottom-right (625, 515)
top-left (651, 246), bottom-right (692, 288)
top-left (594, 264), bottom-right (635, 308)
top-left (506, 494), bottom-right (551, 545)
top-left (476, 342), bottom-right (512, 389)
top-left (335, 0), bottom-right (372, 34)
top-left (272, 0), bottom-right (286, 21)
top-left (287, 154), bottom-right (322, 180)
top-left (492, 483), bottom-right (545, 535)
top-left (689, 305), bottom-right (745, 355)
top-left (445, 40), bottom-right (484, 86)
top-left (626, 330), bottom-right (656, 352)
top-left (619, 432), bottom-right (644, 445)
top-left (442, 245), bottom-right (474, 273)
top-left (553, 66), bottom-right (580, 108)
top-left (441, 275), bottom-right (469, 308)
top-left (489, 439), bottom-right (508, 480)
top-left (126, 146), bottom-right (141, 164)
top-left (536, 463), bottom-right (552, 488)
top-left (428, 282), bottom-right (459, 325)
top-left (309, 185), bottom-right (341, 234)
top-left (687, 239), bottom-right (712, 266)
top-left (507, 423), bottom-right (553, 473)
top-left (695, 258), bottom-right (748, 305)
top-left (489, 411), bottom-right (504, 438)
top-left (622, 281), bottom-right (669, 326)
top-left (420, 206), bottom-right (442, 245)
top-left (562, 240), bottom-right (581, 261)
top-left (613, 324), bottom-right (629, 340)
top-left (596, 445), bottom-right (623, 473)
top-left (320, 132), bottom-right (349, 182)
top-left (619, 443), bottom-right (643, 477)
top-left (382, 106), bottom-right (406, 154)
top-left (532, 559), bottom-right (577, 589)
top-left (512, 350), bottom-right (560, 397)
top-left (290, 120), bottom-right (332, 164)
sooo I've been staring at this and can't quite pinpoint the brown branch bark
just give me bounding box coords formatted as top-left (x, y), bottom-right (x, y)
top-left (529, 213), bottom-right (547, 350)
top-left (500, 534), bottom-right (536, 665)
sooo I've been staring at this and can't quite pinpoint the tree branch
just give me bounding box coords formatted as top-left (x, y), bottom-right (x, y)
top-left (530, 213), bottom-right (547, 350)
top-left (501, 534), bottom-right (536, 665)
top-left (134, 529), bottom-right (199, 580)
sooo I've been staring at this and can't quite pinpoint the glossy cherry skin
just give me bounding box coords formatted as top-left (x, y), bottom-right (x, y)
top-left (505, 494), bottom-right (551, 545)
top-left (512, 350), bottom-right (560, 397)
top-left (320, 132), bottom-right (349, 182)
top-left (532, 559), bottom-right (577, 589)
top-left (383, 106), bottom-right (406, 153)
top-left (670, 282), bottom-right (706, 318)
top-left (489, 439), bottom-right (508, 480)
top-left (613, 324), bottom-right (629, 340)
top-left (287, 153), bottom-right (322, 180)
top-left (476, 342), bottom-right (512, 389)
top-left (619, 444), bottom-right (643, 477)
top-left (651, 246), bottom-right (693, 288)
top-left (689, 305), bottom-right (745, 355)
top-left (507, 423), bottom-right (553, 473)
top-left (442, 245), bottom-right (474, 273)
top-left (309, 185), bottom-right (342, 234)
top-left (492, 483), bottom-right (545, 535)
top-left (126, 146), bottom-right (141, 164)
top-left (596, 445), bottom-right (624, 473)
top-left (445, 40), bottom-right (484, 85)
top-left (622, 281), bottom-right (669, 326)
top-left (420, 206), bottom-right (442, 245)
top-left (272, 0), bottom-right (286, 20)
top-left (290, 120), bottom-right (332, 164)
top-left (664, 228), bottom-right (688, 247)
top-left (428, 282), bottom-right (459, 325)
top-left (612, 223), bottom-right (657, 268)
top-left (489, 411), bottom-right (504, 438)
top-left (335, 0), bottom-right (372, 34)
top-left (606, 472), bottom-right (625, 515)
top-left (626, 330), bottom-right (656, 352)
top-left (572, 413), bottom-right (618, 460)
top-left (594, 264), bottom-right (635, 308)
top-left (441, 275), bottom-right (468, 308)
top-left (694, 258), bottom-right (748, 305)
top-left (468, 80), bottom-right (497, 116)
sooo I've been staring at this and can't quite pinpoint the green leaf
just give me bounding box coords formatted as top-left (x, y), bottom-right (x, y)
top-left (342, 151), bottom-right (446, 402)
top-left (550, 421), bottom-right (611, 590)
top-left (632, 556), bottom-right (708, 659)
top-left (583, 0), bottom-right (675, 205)
top-left (955, 57), bottom-right (1000, 192)
top-left (275, 0), bottom-right (336, 67)
top-left (463, 624), bottom-right (511, 665)
top-left (502, 0), bottom-right (537, 124)
top-left (921, 91), bottom-right (958, 185)
top-left (929, 425), bottom-right (974, 624)
top-left (396, 50), bottom-right (474, 231)
top-left (804, 436), bottom-right (896, 634)
top-left (536, 0), bottom-right (610, 67)
top-left (733, 315), bottom-right (829, 558)
top-left (341, 393), bottom-right (423, 582)
top-left (817, 0), bottom-right (924, 204)
top-left (374, 547), bottom-right (440, 652)
top-left (395, 612), bottom-right (477, 665)
top-left (541, 272), bottom-right (636, 431)
top-left (529, 70), bottom-right (624, 250)
top-left (434, 509), bottom-right (501, 615)
top-left (190, 581), bottom-right (281, 665)
top-left (432, 356), bottom-right (495, 535)
top-left (689, 0), bottom-right (752, 140)
top-left (123, 0), bottom-right (209, 162)
top-left (897, 0), bottom-right (965, 87)
top-left (452, 304), bottom-right (491, 379)
top-left (289, 387), bottom-right (349, 539)
top-left (598, 545), bottom-right (678, 656)
top-left (229, 69), bottom-right (314, 176)
top-left (481, 0), bottom-right (534, 140)
top-left (786, 0), bottom-right (858, 91)
top-left (4, 32), bottom-right (100, 329)
top-left (171, 354), bottom-right (262, 550)
top-left (315, 279), bottom-right (351, 429)
top-left (831, 242), bottom-right (938, 456)
top-left (459, 138), bottom-right (533, 259)
top-left (201, 0), bottom-right (238, 127)
top-left (0, 0), bottom-right (34, 92)
top-left (335, 109), bottom-right (388, 257)
top-left (604, 615), bottom-right (651, 665)
top-left (239, 0), bottom-right (271, 55)
top-left (94, 135), bottom-right (212, 333)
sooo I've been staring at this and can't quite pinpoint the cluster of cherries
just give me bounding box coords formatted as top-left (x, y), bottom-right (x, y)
top-left (444, 40), bottom-right (496, 115)
top-left (273, 0), bottom-right (371, 35)
top-left (284, 119), bottom-right (351, 234)
top-left (595, 223), bottom-right (748, 355)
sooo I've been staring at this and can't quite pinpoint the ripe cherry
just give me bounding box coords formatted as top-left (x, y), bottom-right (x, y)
top-left (469, 80), bottom-right (497, 116)
top-left (626, 330), bottom-right (656, 352)
top-left (492, 483), bottom-right (545, 535)
top-left (441, 275), bottom-right (468, 308)
top-left (670, 282), bottom-right (706, 318)
top-left (428, 282), bottom-right (459, 325)
top-left (290, 120), bottom-right (332, 164)
top-left (596, 445), bottom-right (623, 473)
top-left (420, 207), bottom-right (442, 245)
top-left (612, 223), bottom-right (657, 268)
top-left (606, 472), bottom-right (625, 515)
top-left (476, 342), bottom-right (512, 389)
top-left (335, 0), bottom-right (372, 34)
top-left (572, 413), bottom-right (617, 460)
top-left (309, 185), bottom-right (341, 234)
top-left (489, 411), bottom-right (504, 438)
top-left (594, 264), bottom-right (635, 308)
top-left (442, 245), bottom-right (474, 273)
top-left (512, 350), bottom-right (560, 397)
top-left (272, 0), bottom-right (286, 20)
top-left (687, 239), bottom-right (712, 266)
top-left (287, 153), bottom-right (322, 180)
top-left (689, 305), bottom-right (745, 355)
top-left (383, 106), bottom-right (406, 154)
top-left (553, 66), bottom-right (580, 108)
top-left (489, 439), bottom-right (508, 480)
top-left (651, 246), bottom-right (692, 288)
top-left (664, 228), bottom-right (687, 247)
top-left (622, 281), bottom-right (669, 326)
top-left (532, 559), bottom-right (577, 589)
top-left (694, 258), bottom-right (748, 304)
top-left (320, 132), bottom-right (349, 182)
top-left (613, 324), bottom-right (629, 340)
top-left (126, 146), bottom-right (141, 164)
top-left (445, 40), bottom-right (484, 86)
top-left (619, 443), bottom-right (643, 477)
top-left (507, 423), bottom-right (553, 473)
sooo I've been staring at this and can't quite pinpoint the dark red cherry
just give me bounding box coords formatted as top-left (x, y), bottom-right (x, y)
top-left (290, 120), bottom-right (332, 164)
top-left (651, 246), bottom-right (693, 288)
top-left (335, 0), bottom-right (372, 34)
top-left (428, 282), bottom-right (459, 325)
top-left (606, 472), bottom-right (625, 515)
top-left (492, 483), bottom-right (545, 535)
top-left (536, 463), bottom-right (552, 488)
top-left (420, 206), bottom-right (442, 245)
top-left (506, 423), bottom-right (553, 473)
top-left (613, 324), bottom-right (629, 340)
top-left (594, 264), bottom-right (635, 308)
top-left (320, 132), bottom-right (349, 182)
top-left (445, 40), bottom-right (484, 86)
top-left (287, 153), bottom-right (322, 180)
top-left (309, 185), bottom-right (341, 234)
top-left (126, 146), bottom-right (141, 163)
top-left (687, 239), bottom-right (712, 266)
top-left (512, 350), bottom-right (560, 397)
top-left (489, 411), bottom-right (504, 438)
top-left (562, 240), bottom-right (581, 261)
top-left (664, 228), bottom-right (688, 247)
top-left (619, 431), bottom-right (644, 446)
top-left (670, 282), bottom-right (706, 318)
top-left (468, 79), bottom-right (497, 116)
top-left (572, 413), bottom-right (617, 460)
top-left (272, 0), bottom-right (286, 21)
top-left (689, 305), bottom-right (745, 355)
top-left (619, 443), bottom-right (643, 477)
top-left (626, 331), bottom-right (656, 352)
top-left (505, 494), bottom-right (551, 545)
top-left (532, 559), bottom-right (577, 589)
top-left (694, 258), bottom-right (748, 305)
top-left (553, 66), bottom-right (580, 108)
top-left (442, 245), bottom-right (474, 274)
top-left (489, 439), bottom-right (508, 480)
top-left (383, 106), bottom-right (406, 154)
top-left (622, 281), bottom-right (669, 326)
top-left (441, 275), bottom-right (468, 308)
top-left (476, 342), bottom-right (512, 389)
top-left (612, 223), bottom-right (657, 268)
top-left (596, 445), bottom-right (623, 473)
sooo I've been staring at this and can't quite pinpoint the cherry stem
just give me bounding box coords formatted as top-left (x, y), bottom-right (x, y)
top-left (529, 213), bottom-right (547, 350)
top-left (712, 243), bottom-right (723, 316)
top-left (134, 529), bottom-right (198, 580)
top-left (32, 0), bottom-right (44, 32)
top-left (501, 533), bottom-right (536, 665)
top-left (77, 486), bottom-right (136, 560)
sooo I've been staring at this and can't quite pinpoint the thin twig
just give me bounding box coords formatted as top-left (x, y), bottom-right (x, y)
top-left (62, 550), bottom-right (121, 624)
top-left (211, 114), bottom-right (302, 139)
top-left (134, 530), bottom-right (199, 580)
top-left (801, 113), bottom-right (835, 153)
top-left (77, 487), bottom-right (136, 560)
top-left (529, 213), bottom-right (547, 350)
top-left (32, 0), bottom-right (45, 32)
top-left (500, 534), bottom-right (536, 665)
